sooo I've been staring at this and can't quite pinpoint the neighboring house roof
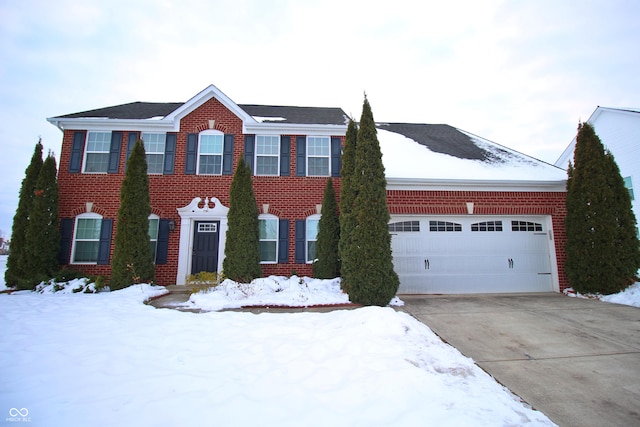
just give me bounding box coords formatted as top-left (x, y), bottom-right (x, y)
top-left (377, 123), bottom-right (567, 185)
top-left (53, 101), bottom-right (348, 125)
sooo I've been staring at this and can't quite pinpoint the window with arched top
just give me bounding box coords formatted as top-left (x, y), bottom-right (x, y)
top-left (197, 130), bottom-right (224, 175)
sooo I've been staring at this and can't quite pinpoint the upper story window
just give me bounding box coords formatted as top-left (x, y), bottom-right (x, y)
top-left (141, 133), bottom-right (166, 174)
top-left (198, 131), bottom-right (224, 175)
top-left (256, 136), bottom-right (280, 176)
top-left (259, 214), bottom-right (279, 263)
top-left (72, 213), bottom-right (103, 263)
top-left (83, 132), bottom-right (111, 173)
top-left (307, 136), bottom-right (330, 176)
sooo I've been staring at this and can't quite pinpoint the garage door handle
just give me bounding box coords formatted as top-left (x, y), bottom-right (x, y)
top-left (508, 258), bottom-right (514, 269)
top-left (424, 259), bottom-right (430, 270)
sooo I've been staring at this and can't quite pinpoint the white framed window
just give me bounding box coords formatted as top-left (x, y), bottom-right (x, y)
top-left (259, 214), bottom-right (278, 263)
top-left (198, 131), bottom-right (224, 175)
top-left (83, 132), bottom-right (111, 173)
top-left (72, 213), bottom-right (103, 264)
top-left (256, 135), bottom-right (280, 176)
top-left (148, 214), bottom-right (160, 262)
top-left (141, 133), bottom-right (166, 174)
top-left (306, 214), bottom-right (321, 263)
top-left (307, 136), bottom-right (330, 176)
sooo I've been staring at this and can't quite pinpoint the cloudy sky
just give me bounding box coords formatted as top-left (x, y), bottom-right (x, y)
top-left (1, 0), bottom-right (639, 238)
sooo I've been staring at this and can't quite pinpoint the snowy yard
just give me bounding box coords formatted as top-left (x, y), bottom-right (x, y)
top-left (5, 253), bottom-right (633, 426)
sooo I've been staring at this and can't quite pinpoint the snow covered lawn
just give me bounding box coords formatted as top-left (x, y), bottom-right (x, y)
top-left (0, 257), bottom-right (556, 426)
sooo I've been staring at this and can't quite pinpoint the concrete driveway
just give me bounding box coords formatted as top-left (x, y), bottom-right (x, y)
top-left (399, 293), bottom-right (640, 427)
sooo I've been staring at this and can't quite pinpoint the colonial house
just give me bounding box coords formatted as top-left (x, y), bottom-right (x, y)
top-left (555, 107), bottom-right (640, 229)
top-left (48, 84), bottom-right (569, 293)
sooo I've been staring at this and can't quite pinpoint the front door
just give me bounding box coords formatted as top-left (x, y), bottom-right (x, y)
top-left (191, 221), bottom-right (220, 274)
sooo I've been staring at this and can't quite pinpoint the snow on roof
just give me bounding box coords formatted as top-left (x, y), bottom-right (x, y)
top-left (251, 116), bottom-right (287, 123)
top-left (377, 126), bottom-right (567, 182)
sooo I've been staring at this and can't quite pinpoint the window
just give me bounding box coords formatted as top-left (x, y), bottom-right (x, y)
top-left (141, 133), bottom-right (166, 174)
top-left (259, 215), bottom-right (278, 263)
top-left (511, 221), bottom-right (543, 232)
top-left (256, 136), bottom-right (280, 176)
top-left (306, 215), bottom-right (320, 262)
top-left (624, 176), bottom-right (635, 201)
top-left (198, 132), bottom-right (224, 175)
top-left (72, 214), bottom-right (102, 263)
top-left (149, 215), bottom-right (159, 261)
top-left (429, 220), bottom-right (462, 232)
top-left (307, 136), bottom-right (330, 176)
top-left (83, 132), bottom-right (111, 173)
top-left (471, 221), bottom-right (503, 232)
top-left (389, 221), bottom-right (420, 232)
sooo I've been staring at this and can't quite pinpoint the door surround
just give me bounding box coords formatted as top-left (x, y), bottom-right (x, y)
top-left (176, 197), bottom-right (229, 285)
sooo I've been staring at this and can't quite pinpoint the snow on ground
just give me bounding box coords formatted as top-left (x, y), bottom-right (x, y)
top-left (0, 258), bottom-right (555, 427)
top-left (186, 276), bottom-right (403, 311)
top-left (564, 282), bottom-right (640, 308)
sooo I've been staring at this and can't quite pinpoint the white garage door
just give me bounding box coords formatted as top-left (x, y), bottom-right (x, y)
top-left (390, 216), bottom-right (555, 294)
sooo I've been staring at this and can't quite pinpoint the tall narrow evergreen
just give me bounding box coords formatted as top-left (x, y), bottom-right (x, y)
top-left (338, 119), bottom-right (358, 291)
top-left (346, 97), bottom-right (399, 306)
top-left (111, 140), bottom-right (154, 290)
top-left (223, 156), bottom-right (261, 282)
top-left (20, 153), bottom-right (60, 289)
top-left (5, 141), bottom-right (43, 288)
top-left (565, 122), bottom-right (640, 294)
top-left (313, 178), bottom-right (340, 279)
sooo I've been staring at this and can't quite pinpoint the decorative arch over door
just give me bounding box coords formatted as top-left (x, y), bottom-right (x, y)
top-left (176, 197), bottom-right (229, 285)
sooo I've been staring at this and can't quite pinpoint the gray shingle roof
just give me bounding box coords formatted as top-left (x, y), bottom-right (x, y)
top-left (56, 102), bottom-right (183, 119)
top-left (54, 101), bottom-right (349, 125)
top-left (239, 104), bottom-right (348, 125)
top-left (376, 123), bottom-right (511, 162)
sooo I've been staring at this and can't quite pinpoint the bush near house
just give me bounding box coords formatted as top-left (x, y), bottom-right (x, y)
top-left (313, 177), bottom-right (340, 279)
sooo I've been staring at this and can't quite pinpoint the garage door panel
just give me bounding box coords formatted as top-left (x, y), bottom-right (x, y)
top-left (390, 216), bottom-right (554, 294)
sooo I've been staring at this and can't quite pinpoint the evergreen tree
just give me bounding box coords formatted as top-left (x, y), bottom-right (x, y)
top-left (346, 97), bottom-right (399, 305)
top-left (111, 140), bottom-right (154, 290)
top-left (5, 141), bottom-right (43, 288)
top-left (338, 119), bottom-right (358, 292)
top-left (565, 122), bottom-right (640, 294)
top-left (313, 178), bottom-right (340, 278)
top-left (20, 153), bottom-right (60, 289)
top-left (223, 156), bottom-right (261, 282)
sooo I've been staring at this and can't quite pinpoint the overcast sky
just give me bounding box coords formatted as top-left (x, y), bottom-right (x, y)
top-left (1, 0), bottom-right (639, 238)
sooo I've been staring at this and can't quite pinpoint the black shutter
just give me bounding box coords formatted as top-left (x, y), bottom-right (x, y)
top-left (222, 134), bottom-right (234, 175)
top-left (278, 219), bottom-right (290, 263)
top-left (331, 137), bottom-right (342, 177)
top-left (163, 133), bottom-right (176, 175)
top-left (295, 219), bottom-right (305, 263)
top-left (58, 218), bottom-right (74, 265)
top-left (97, 219), bottom-right (113, 265)
top-left (296, 136), bottom-right (306, 176)
top-left (69, 131), bottom-right (86, 173)
top-left (107, 131), bottom-right (122, 174)
top-left (185, 133), bottom-right (198, 174)
top-left (280, 136), bottom-right (290, 176)
top-left (155, 219), bottom-right (170, 264)
top-left (127, 132), bottom-right (139, 161)
top-left (244, 135), bottom-right (255, 173)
